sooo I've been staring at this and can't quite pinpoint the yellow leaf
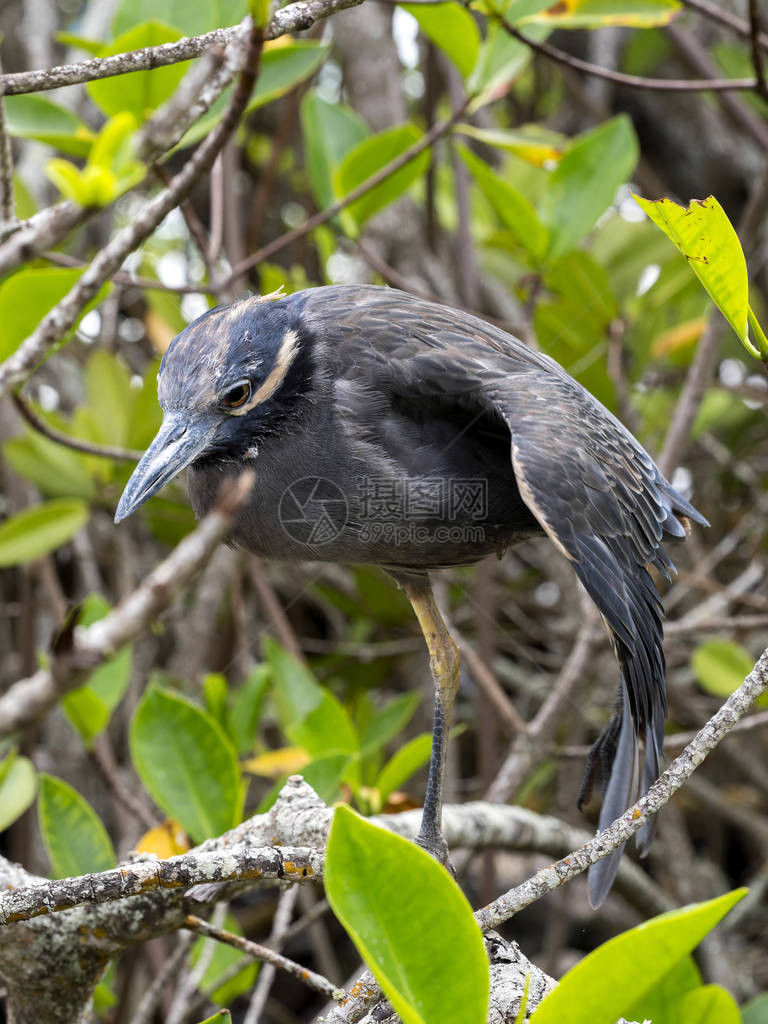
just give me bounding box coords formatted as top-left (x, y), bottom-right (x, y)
top-left (519, 0), bottom-right (680, 29)
top-left (651, 315), bottom-right (707, 357)
top-left (264, 36), bottom-right (293, 50)
top-left (136, 819), bottom-right (190, 858)
top-left (242, 747), bottom-right (310, 778)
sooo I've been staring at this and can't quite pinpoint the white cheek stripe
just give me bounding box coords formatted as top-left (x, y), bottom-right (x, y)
top-left (229, 328), bottom-right (300, 416)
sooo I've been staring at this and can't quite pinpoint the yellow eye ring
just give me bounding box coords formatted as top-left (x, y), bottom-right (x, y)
top-left (221, 382), bottom-right (252, 409)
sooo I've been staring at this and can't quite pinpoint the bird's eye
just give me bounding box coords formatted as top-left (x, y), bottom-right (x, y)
top-left (221, 382), bottom-right (252, 409)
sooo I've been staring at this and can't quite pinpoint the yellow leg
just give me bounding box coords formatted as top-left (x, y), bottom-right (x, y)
top-left (401, 576), bottom-right (461, 864)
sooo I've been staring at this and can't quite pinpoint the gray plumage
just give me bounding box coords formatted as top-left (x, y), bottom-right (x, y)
top-left (116, 284), bottom-right (707, 905)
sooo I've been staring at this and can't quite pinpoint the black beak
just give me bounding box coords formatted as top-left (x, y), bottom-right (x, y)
top-left (114, 411), bottom-right (217, 523)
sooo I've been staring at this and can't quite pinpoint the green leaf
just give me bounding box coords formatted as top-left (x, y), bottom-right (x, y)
top-left (113, 0), bottom-right (245, 36)
top-left (376, 733), bottom-right (433, 804)
top-left (266, 638), bottom-right (358, 757)
top-left (303, 753), bottom-right (352, 803)
top-left (179, 43), bottom-right (329, 148)
top-left (468, 22), bottom-right (547, 106)
top-left (529, 889), bottom-right (747, 1024)
top-left (626, 956), bottom-right (701, 1023)
top-left (676, 985), bottom-right (742, 1024)
top-left (691, 640), bottom-right (754, 698)
top-left (130, 684), bottom-right (242, 842)
top-left (456, 123), bottom-right (566, 167)
top-left (401, 3), bottom-right (480, 78)
top-left (228, 666), bottom-right (270, 756)
top-left (325, 806), bottom-right (489, 1024)
top-left (301, 91), bottom-right (369, 209)
top-left (4, 429), bottom-right (95, 500)
top-left (0, 267), bottom-right (82, 361)
top-left (63, 595), bottom-right (132, 747)
top-left (333, 124), bottom-right (430, 234)
top-left (743, 993), bottom-right (768, 1024)
top-left (633, 195), bottom-right (759, 355)
top-left (88, 23), bottom-right (187, 122)
top-left (0, 498), bottom-right (88, 567)
top-left (518, 0), bottom-right (680, 29)
top-left (204, 673), bottom-right (229, 729)
top-left (0, 753), bottom-right (37, 832)
top-left (38, 774), bottom-right (116, 878)
top-left (4, 95), bottom-right (94, 157)
top-left (359, 693), bottom-right (420, 756)
top-left (458, 144), bottom-right (548, 262)
top-left (85, 349), bottom-right (134, 447)
top-left (55, 32), bottom-right (106, 55)
top-left (541, 115), bottom-right (638, 262)
top-left (534, 251), bottom-right (618, 408)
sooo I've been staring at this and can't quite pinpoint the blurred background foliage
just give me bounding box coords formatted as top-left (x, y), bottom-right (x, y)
top-left (1, 0), bottom-right (768, 1019)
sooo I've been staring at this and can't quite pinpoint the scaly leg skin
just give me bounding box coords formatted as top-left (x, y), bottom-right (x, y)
top-left (401, 576), bottom-right (461, 867)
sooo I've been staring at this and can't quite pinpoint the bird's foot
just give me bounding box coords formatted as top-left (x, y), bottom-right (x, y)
top-left (415, 829), bottom-right (455, 876)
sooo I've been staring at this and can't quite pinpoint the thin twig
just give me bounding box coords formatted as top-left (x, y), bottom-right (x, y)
top-left (0, 55), bottom-right (16, 234)
top-left (665, 21), bottom-right (768, 151)
top-left (129, 933), bottom-right (195, 1024)
top-left (219, 97), bottom-right (472, 289)
top-left (184, 914), bottom-right (345, 1002)
top-left (243, 887), bottom-right (299, 1024)
top-left (168, 905), bottom-right (228, 1024)
top-left (679, 0), bottom-right (768, 52)
top-left (0, 471), bottom-right (255, 739)
top-left (749, 0), bottom-right (768, 102)
top-left (41, 249), bottom-right (214, 294)
top-left (0, 22), bottom-right (265, 397)
top-left (12, 393), bottom-right (143, 462)
top-left (493, 12), bottom-right (756, 93)
top-left (486, 610), bottom-right (597, 803)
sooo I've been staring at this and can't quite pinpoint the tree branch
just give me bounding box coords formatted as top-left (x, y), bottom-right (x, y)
top-left (0, 55), bottom-right (16, 234)
top-left (0, 846), bottom-right (320, 926)
top-left (0, 472), bottom-right (254, 738)
top-left (494, 12), bottom-right (757, 93)
top-left (0, 21), bottom-right (265, 397)
top-left (749, 0), bottom-right (768, 102)
top-left (0, 0), bottom-right (363, 97)
top-left (475, 645), bottom-right (768, 929)
top-left (679, 0), bottom-right (768, 53)
top-left (183, 914), bottom-right (345, 1001)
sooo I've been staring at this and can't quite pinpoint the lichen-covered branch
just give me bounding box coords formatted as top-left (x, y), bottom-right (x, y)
top-left (476, 645), bottom-right (768, 929)
top-left (0, 0), bottom-right (364, 97)
top-left (0, 845), bottom-right (320, 926)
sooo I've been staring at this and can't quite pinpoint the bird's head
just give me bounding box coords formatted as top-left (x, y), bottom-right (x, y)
top-left (115, 293), bottom-right (308, 523)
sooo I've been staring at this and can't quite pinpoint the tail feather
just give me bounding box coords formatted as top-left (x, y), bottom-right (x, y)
top-left (587, 680), bottom-right (637, 908)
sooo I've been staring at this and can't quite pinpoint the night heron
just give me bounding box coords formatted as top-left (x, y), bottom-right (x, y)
top-left (115, 284), bottom-right (706, 905)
